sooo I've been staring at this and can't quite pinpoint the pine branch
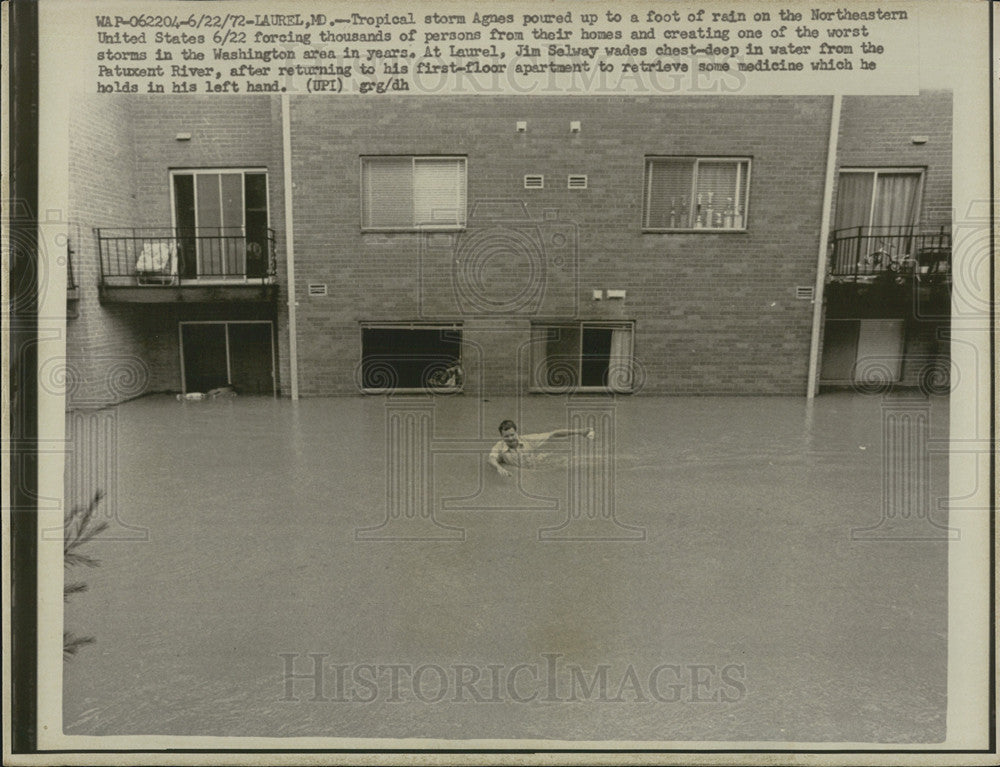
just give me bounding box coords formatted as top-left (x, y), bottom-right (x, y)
top-left (63, 632), bottom-right (96, 659)
top-left (64, 551), bottom-right (101, 568)
top-left (64, 491), bottom-right (107, 559)
top-left (63, 491), bottom-right (107, 659)
top-left (64, 582), bottom-right (88, 601)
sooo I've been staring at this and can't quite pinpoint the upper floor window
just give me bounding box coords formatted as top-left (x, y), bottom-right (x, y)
top-left (361, 156), bottom-right (467, 231)
top-left (834, 168), bottom-right (924, 234)
top-left (643, 157), bottom-right (750, 231)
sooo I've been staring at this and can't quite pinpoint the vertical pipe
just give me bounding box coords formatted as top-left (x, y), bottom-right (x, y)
top-left (281, 94), bottom-right (299, 400)
top-left (806, 95), bottom-right (842, 399)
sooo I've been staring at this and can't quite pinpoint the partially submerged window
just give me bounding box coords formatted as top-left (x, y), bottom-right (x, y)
top-left (360, 324), bottom-right (463, 393)
top-left (531, 322), bottom-right (635, 393)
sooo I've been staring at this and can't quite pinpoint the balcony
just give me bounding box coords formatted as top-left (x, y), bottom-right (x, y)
top-left (97, 228), bottom-right (278, 303)
top-left (827, 225), bottom-right (951, 285)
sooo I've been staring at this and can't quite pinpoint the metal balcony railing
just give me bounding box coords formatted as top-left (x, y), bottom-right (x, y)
top-left (97, 228), bottom-right (277, 286)
top-left (828, 225), bottom-right (951, 282)
top-left (67, 242), bottom-right (78, 291)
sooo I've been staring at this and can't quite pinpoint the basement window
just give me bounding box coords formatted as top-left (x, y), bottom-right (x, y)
top-left (530, 322), bottom-right (635, 393)
top-left (360, 324), bottom-right (463, 393)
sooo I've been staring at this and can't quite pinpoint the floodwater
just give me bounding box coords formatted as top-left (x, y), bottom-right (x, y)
top-left (63, 392), bottom-right (949, 743)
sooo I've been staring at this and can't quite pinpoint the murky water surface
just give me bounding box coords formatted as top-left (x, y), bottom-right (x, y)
top-left (63, 393), bottom-right (949, 742)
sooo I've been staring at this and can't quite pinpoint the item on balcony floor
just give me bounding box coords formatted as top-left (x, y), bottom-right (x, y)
top-left (135, 241), bottom-right (178, 285)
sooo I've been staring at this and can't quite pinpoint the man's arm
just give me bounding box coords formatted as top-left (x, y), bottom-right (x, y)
top-left (488, 441), bottom-right (511, 477)
top-left (529, 428), bottom-right (595, 446)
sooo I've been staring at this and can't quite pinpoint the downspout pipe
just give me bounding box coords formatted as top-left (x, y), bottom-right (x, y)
top-left (281, 93), bottom-right (299, 400)
top-left (806, 94), bottom-right (842, 398)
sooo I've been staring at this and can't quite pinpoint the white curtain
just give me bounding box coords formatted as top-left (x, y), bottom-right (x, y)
top-left (834, 172), bottom-right (875, 234)
top-left (872, 173), bottom-right (921, 231)
top-left (414, 158), bottom-right (466, 227)
top-left (607, 329), bottom-right (633, 392)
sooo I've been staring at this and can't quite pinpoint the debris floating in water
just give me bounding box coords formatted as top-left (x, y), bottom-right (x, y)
top-left (176, 386), bottom-right (237, 402)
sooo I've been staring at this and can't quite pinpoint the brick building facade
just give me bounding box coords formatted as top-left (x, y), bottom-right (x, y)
top-left (63, 91), bottom-right (952, 408)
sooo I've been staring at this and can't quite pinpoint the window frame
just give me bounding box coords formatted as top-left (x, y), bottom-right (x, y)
top-left (529, 320), bottom-right (636, 394)
top-left (360, 155), bottom-right (468, 233)
top-left (168, 167), bottom-right (270, 281)
top-left (358, 322), bottom-right (465, 395)
top-left (642, 156), bottom-right (751, 233)
top-left (834, 167), bottom-right (925, 232)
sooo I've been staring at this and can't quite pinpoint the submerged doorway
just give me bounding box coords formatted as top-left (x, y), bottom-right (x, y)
top-left (179, 321), bottom-right (276, 395)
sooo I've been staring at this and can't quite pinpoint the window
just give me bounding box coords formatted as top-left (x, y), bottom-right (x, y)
top-left (834, 169), bottom-right (923, 234)
top-left (644, 157), bottom-right (750, 231)
top-left (829, 169), bottom-right (925, 276)
top-left (171, 169), bottom-right (269, 279)
top-left (530, 322), bottom-right (635, 393)
top-left (360, 324), bottom-right (463, 393)
top-left (361, 156), bottom-right (467, 231)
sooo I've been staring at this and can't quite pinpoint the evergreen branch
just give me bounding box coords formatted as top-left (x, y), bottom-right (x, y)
top-left (63, 632), bottom-right (96, 659)
top-left (64, 582), bottom-right (88, 600)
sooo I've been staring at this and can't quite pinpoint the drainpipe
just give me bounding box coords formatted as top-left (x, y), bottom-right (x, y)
top-left (281, 93), bottom-right (299, 399)
top-left (806, 94), bottom-right (842, 399)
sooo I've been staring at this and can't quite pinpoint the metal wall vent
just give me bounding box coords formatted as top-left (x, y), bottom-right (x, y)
top-left (567, 174), bottom-right (588, 189)
top-left (795, 286), bottom-right (815, 300)
top-left (524, 174), bottom-right (544, 189)
top-left (308, 284), bottom-right (328, 297)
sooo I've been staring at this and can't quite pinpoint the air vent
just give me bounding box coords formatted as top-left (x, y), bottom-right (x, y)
top-left (567, 175), bottom-right (588, 189)
top-left (308, 284), bottom-right (328, 297)
top-left (524, 174), bottom-right (544, 189)
top-left (795, 286), bottom-right (815, 300)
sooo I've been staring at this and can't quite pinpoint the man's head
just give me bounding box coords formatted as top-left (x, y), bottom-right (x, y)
top-left (498, 419), bottom-right (518, 447)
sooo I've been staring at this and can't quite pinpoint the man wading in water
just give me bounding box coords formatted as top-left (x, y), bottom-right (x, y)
top-left (488, 419), bottom-right (595, 478)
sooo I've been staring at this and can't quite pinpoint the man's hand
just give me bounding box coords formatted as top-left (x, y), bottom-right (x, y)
top-left (586, 428), bottom-right (595, 440)
top-left (497, 466), bottom-right (512, 478)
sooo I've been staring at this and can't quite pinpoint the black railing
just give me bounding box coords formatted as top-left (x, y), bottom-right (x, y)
top-left (97, 228), bottom-right (277, 286)
top-left (67, 241), bottom-right (78, 291)
top-left (828, 225), bottom-right (951, 281)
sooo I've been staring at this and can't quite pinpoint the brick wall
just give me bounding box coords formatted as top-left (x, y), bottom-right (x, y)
top-left (67, 92), bottom-right (950, 401)
top-left (818, 91), bottom-right (952, 391)
top-left (66, 95), bottom-right (147, 409)
top-left (126, 95), bottom-right (288, 394)
top-left (836, 90), bottom-right (952, 227)
top-left (288, 95), bottom-right (833, 396)
top-left (67, 96), bottom-right (287, 404)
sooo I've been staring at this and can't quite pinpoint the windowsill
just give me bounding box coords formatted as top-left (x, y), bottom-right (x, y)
top-left (361, 387), bottom-right (463, 395)
top-left (528, 386), bottom-right (632, 395)
top-left (642, 228), bottom-right (748, 234)
top-left (361, 228), bottom-right (466, 234)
